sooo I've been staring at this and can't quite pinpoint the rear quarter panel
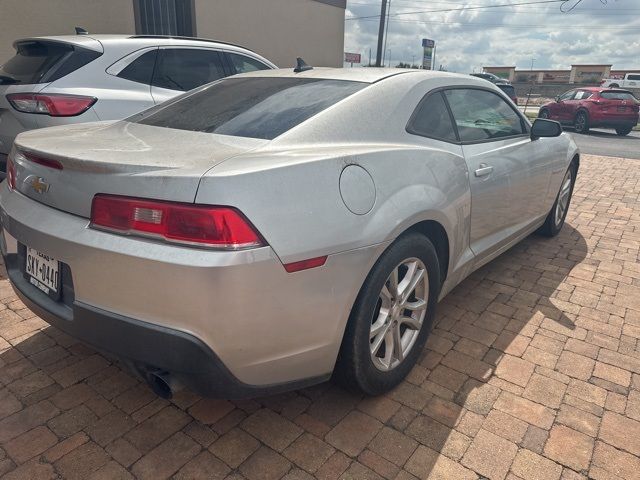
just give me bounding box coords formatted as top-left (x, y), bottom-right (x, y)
top-left (196, 142), bottom-right (471, 290)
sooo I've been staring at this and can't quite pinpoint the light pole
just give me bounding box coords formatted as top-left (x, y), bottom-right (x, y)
top-left (387, 49), bottom-right (391, 67)
top-left (530, 58), bottom-right (535, 70)
top-left (375, 0), bottom-right (388, 67)
top-left (412, 54), bottom-right (415, 67)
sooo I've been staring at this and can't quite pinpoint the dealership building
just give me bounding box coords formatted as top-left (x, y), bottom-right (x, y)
top-left (483, 64), bottom-right (640, 84)
top-left (0, 0), bottom-right (346, 68)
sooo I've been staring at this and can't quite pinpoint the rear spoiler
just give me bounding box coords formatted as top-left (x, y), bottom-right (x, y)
top-left (13, 36), bottom-right (103, 53)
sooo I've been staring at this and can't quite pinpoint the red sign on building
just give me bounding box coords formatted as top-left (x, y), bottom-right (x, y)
top-left (344, 52), bottom-right (361, 64)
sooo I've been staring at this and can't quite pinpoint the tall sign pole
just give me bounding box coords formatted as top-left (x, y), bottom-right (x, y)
top-left (375, 0), bottom-right (388, 67)
top-left (422, 38), bottom-right (435, 70)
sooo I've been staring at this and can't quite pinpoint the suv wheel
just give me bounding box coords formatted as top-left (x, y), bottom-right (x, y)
top-left (538, 109), bottom-right (550, 119)
top-left (616, 126), bottom-right (632, 136)
top-left (574, 111), bottom-right (589, 134)
top-left (335, 233), bottom-right (440, 395)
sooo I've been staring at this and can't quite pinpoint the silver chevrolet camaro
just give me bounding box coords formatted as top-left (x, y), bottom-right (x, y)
top-left (0, 67), bottom-right (578, 398)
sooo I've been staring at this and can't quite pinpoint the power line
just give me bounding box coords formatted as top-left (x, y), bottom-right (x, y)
top-left (348, 1), bottom-right (640, 13)
top-left (353, 16), bottom-right (640, 29)
top-left (345, 0), bottom-right (567, 20)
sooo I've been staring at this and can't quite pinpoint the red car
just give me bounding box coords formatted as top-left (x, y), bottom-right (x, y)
top-left (539, 87), bottom-right (639, 136)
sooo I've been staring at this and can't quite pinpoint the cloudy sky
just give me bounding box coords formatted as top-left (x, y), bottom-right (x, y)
top-left (343, 0), bottom-right (640, 73)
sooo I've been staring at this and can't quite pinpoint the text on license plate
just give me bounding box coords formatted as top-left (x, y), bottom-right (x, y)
top-left (26, 247), bottom-right (59, 294)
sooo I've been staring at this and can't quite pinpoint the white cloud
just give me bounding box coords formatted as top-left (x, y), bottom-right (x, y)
top-left (344, 0), bottom-right (640, 72)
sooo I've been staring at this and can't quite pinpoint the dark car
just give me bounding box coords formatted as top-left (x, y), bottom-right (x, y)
top-left (539, 87), bottom-right (639, 136)
top-left (470, 72), bottom-right (510, 84)
top-left (496, 83), bottom-right (518, 105)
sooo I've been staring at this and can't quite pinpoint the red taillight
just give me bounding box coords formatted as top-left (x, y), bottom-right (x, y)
top-left (90, 195), bottom-right (264, 249)
top-left (6, 153), bottom-right (16, 191)
top-left (21, 151), bottom-right (63, 170)
top-left (7, 93), bottom-right (96, 117)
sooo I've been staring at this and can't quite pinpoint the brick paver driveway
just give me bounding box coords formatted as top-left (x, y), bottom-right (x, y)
top-left (1, 154), bottom-right (639, 480)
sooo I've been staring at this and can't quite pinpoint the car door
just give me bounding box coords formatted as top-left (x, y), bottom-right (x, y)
top-left (443, 87), bottom-right (553, 265)
top-left (553, 90), bottom-right (577, 122)
top-left (150, 48), bottom-right (229, 104)
top-left (625, 74), bottom-right (640, 88)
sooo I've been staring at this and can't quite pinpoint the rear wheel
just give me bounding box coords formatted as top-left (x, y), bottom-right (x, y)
top-left (335, 233), bottom-right (440, 395)
top-left (538, 109), bottom-right (550, 119)
top-left (616, 126), bottom-right (632, 136)
top-left (574, 111), bottom-right (589, 134)
top-left (610, 83), bottom-right (620, 88)
top-left (538, 165), bottom-right (576, 237)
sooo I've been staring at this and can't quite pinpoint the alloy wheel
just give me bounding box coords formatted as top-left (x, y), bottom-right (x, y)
top-left (539, 110), bottom-right (549, 119)
top-left (575, 113), bottom-right (586, 132)
top-left (554, 169), bottom-right (573, 227)
top-left (369, 258), bottom-right (428, 371)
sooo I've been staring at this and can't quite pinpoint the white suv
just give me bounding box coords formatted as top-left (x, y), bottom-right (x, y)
top-left (0, 34), bottom-right (276, 174)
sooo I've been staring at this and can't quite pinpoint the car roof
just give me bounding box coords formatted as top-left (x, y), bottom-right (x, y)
top-left (14, 34), bottom-right (258, 55)
top-left (575, 86), bottom-right (634, 94)
top-left (233, 67), bottom-right (478, 84)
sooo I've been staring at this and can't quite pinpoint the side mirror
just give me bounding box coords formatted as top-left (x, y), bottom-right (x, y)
top-left (531, 118), bottom-right (562, 140)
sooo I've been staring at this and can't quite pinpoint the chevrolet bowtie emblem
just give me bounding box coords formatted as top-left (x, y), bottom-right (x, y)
top-left (29, 176), bottom-right (50, 194)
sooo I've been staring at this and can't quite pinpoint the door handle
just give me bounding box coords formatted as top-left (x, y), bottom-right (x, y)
top-left (475, 164), bottom-right (494, 177)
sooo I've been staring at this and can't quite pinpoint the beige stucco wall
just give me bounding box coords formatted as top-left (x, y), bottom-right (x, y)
top-left (0, 0), bottom-right (135, 63)
top-left (194, 0), bottom-right (345, 68)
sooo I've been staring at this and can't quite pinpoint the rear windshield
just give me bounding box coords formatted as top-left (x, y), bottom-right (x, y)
top-left (0, 40), bottom-right (101, 85)
top-left (132, 77), bottom-right (367, 140)
top-left (600, 91), bottom-right (637, 101)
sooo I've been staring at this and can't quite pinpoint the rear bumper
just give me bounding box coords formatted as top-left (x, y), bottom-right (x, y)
top-left (589, 113), bottom-right (638, 128)
top-left (4, 253), bottom-right (327, 397)
top-left (0, 185), bottom-right (381, 393)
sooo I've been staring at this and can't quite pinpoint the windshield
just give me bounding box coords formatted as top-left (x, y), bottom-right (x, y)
top-left (132, 77), bottom-right (367, 140)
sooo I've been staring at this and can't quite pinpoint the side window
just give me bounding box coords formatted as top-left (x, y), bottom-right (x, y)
top-left (227, 53), bottom-right (270, 74)
top-left (152, 49), bottom-right (226, 92)
top-left (558, 90), bottom-right (576, 101)
top-left (444, 89), bottom-right (525, 142)
top-left (574, 91), bottom-right (593, 100)
top-left (117, 49), bottom-right (157, 85)
top-left (407, 92), bottom-right (457, 142)
top-left (628, 74), bottom-right (640, 81)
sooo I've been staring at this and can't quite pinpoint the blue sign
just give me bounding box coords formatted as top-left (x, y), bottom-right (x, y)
top-left (422, 38), bottom-right (435, 48)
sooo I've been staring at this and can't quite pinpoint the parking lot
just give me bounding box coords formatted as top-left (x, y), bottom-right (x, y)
top-left (0, 152), bottom-right (637, 479)
top-left (569, 130), bottom-right (640, 160)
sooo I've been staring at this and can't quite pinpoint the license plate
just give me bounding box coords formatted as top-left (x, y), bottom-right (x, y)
top-left (25, 247), bottom-right (60, 298)
top-left (617, 106), bottom-right (626, 112)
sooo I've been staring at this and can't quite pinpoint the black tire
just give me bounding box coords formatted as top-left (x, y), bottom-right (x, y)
top-left (538, 109), bottom-right (550, 119)
top-left (538, 163), bottom-right (577, 237)
top-left (610, 83), bottom-right (619, 88)
top-left (574, 110), bottom-right (590, 134)
top-left (616, 126), bottom-right (632, 136)
top-left (335, 233), bottom-right (440, 395)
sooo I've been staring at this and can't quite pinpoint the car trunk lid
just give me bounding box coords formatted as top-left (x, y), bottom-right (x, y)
top-left (12, 121), bottom-right (267, 217)
top-left (596, 90), bottom-right (640, 116)
top-left (0, 37), bottom-right (103, 156)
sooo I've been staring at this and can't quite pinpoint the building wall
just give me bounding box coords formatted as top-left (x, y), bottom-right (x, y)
top-left (0, 0), bottom-right (135, 62)
top-left (0, 0), bottom-right (345, 68)
top-left (194, 0), bottom-right (345, 68)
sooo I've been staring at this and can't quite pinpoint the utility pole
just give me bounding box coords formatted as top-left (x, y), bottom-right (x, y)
top-left (375, 0), bottom-right (388, 67)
